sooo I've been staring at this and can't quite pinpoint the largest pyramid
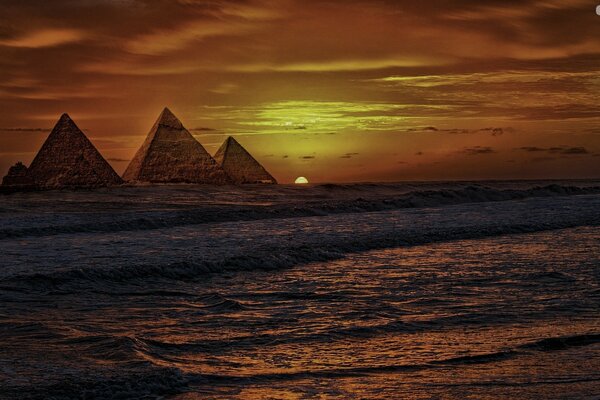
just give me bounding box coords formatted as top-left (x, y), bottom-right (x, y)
top-left (214, 136), bottom-right (277, 184)
top-left (25, 113), bottom-right (123, 188)
top-left (122, 108), bottom-right (230, 184)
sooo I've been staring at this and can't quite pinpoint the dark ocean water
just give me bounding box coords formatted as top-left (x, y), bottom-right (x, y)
top-left (0, 181), bottom-right (599, 399)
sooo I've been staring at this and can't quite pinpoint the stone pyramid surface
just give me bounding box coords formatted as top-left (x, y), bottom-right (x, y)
top-left (1, 162), bottom-right (35, 187)
top-left (122, 108), bottom-right (230, 184)
top-left (26, 114), bottom-right (123, 188)
top-left (213, 136), bottom-right (277, 184)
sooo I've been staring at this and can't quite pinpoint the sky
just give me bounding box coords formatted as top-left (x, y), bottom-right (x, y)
top-left (0, 0), bottom-right (599, 183)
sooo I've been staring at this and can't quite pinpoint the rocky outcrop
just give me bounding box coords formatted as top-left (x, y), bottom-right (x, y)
top-left (122, 108), bottom-right (230, 184)
top-left (12, 114), bottom-right (122, 189)
top-left (213, 136), bottom-right (277, 184)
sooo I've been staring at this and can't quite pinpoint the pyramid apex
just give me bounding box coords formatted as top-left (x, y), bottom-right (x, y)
top-left (156, 107), bottom-right (183, 129)
top-left (54, 113), bottom-right (78, 130)
top-left (59, 113), bottom-right (72, 122)
top-left (226, 136), bottom-right (242, 146)
top-left (161, 106), bottom-right (176, 116)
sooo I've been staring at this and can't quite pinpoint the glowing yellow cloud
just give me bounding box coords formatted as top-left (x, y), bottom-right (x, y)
top-left (230, 57), bottom-right (450, 72)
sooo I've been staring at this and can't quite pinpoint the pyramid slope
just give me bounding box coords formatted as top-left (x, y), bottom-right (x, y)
top-left (27, 114), bottom-right (123, 188)
top-left (214, 137), bottom-right (277, 184)
top-left (123, 108), bottom-right (230, 184)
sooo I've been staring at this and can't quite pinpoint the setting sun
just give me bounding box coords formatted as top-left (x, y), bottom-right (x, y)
top-left (294, 176), bottom-right (309, 184)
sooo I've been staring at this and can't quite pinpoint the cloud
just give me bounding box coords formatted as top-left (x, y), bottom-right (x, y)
top-left (553, 146), bottom-right (589, 155)
top-left (519, 146), bottom-right (589, 155)
top-left (0, 29), bottom-right (86, 48)
top-left (371, 71), bottom-right (600, 88)
top-left (80, 59), bottom-right (201, 76)
top-left (340, 152), bottom-right (359, 158)
top-left (369, 69), bottom-right (600, 121)
top-left (300, 155), bottom-right (315, 159)
top-left (190, 127), bottom-right (217, 132)
top-left (520, 146), bottom-right (545, 152)
top-left (123, 2), bottom-right (285, 56)
top-left (480, 127), bottom-right (509, 136)
top-left (209, 83), bottom-right (239, 94)
top-left (461, 146), bottom-right (495, 155)
top-left (232, 56), bottom-right (450, 72)
top-left (405, 126), bottom-right (514, 135)
top-left (177, 0), bottom-right (284, 20)
top-left (125, 20), bottom-right (251, 55)
top-left (0, 127), bottom-right (49, 132)
top-left (106, 157), bottom-right (131, 162)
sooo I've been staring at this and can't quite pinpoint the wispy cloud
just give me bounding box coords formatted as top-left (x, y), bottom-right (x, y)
top-left (0, 127), bottom-right (49, 132)
top-left (106, 157), bottom-right (131, 162)
top-left (404, 126), bottom-right (514, 136)
top-left (0, 29), bottom-right (86, 48)
top-left (124, 20), bottom-right (253, 55)
top-left (519, 146), bottom-right (589, 155)
top-left (231, 57), bottom-right (451, 72)
top-left (460, 146), bottom-right (496, 155)
top-left (340, 152), bottom-right (359, 159)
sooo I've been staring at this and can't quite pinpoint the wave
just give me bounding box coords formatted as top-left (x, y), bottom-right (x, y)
top-left (520, 333), bottom-right (600, 351)
top-left (3, 331), bottom-right (596, 399)
top-left (182, 332), bottom-right (600, 384)
top-left (0, 366), bottom-right (187, 400)
top-left (1, 184), bottom-right (598, 240)
top-left (3, 211), bottom-right (599, 288)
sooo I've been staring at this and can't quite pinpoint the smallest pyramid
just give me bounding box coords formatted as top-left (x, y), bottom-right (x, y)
top-left (26, 114), bottom-right (123, 188)
top-left (214, 137), bottom-right (277, 184)
top-left (1, 162), bottom-right (35, 187)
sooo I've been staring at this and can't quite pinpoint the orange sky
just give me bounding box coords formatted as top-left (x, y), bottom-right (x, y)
top-left (0, 0), bottom-right (599, 183)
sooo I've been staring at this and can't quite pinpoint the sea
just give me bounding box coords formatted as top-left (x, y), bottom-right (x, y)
top-left (0, 180), bottom-right (599, 399)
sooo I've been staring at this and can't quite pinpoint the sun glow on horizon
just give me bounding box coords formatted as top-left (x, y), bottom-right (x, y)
top-left (294, 176), bottom-right (309, 184)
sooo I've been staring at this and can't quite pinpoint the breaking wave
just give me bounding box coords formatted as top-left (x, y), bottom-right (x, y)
top-left (0, 183), bottom-right (598, 239)
top-left (3, 211), bottom-right (599, 288)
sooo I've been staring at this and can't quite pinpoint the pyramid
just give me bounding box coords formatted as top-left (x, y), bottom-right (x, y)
top-left (25, 114), bottom-right (123, 188)
top-left (122, 108), bottom-right (230, 184)
top-left (1, 162), bottom-right (36, 188)
top-left (213, 136), bottom-right (277, 184)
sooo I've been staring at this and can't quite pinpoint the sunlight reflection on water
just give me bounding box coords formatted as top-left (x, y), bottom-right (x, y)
top-left (1, 226), bottom-right (598, 399)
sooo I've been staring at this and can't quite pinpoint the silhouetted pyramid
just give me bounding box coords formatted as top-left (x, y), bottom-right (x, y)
top-left (214, 136), bottom-right (277, 184)
top-left (123, 108), bottom-right (230, 184)
top-left (1, 161), bottom-right (35, 187)
top-left (26, 114), bottom-right (123, 188)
